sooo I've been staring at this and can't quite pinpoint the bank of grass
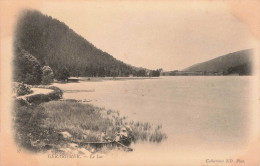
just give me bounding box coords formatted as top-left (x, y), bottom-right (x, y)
top-left (41, 100), bottom-right (167, 143)
top-left (41, 100), bottom-right (113, 141)
top-left (13, 99), bottom-right (167, 152)
top-left (13, 101), bottom-right (60, 152)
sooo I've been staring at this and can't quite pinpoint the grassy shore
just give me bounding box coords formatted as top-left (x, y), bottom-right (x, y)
top-left (13, 97), bottom-right (167, 153)
top-left (42, 100), bottom-right (166, 142)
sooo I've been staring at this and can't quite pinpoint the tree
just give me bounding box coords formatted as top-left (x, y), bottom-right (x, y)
top-left (136, 69), bottom-right (146, 77)
top-left (13, 48), bottom-right (42, 85)
top-left (42, 66), bottom-right (54, 84)
top-left (55, 67), bottom-right (70, 81)
top-left (150, 69), bottom-right (160, 77)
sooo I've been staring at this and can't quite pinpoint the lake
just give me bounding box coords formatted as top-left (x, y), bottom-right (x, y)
top-left (53, 76), bottom-right (255, 163)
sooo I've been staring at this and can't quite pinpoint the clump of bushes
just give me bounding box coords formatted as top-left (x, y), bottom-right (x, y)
top-left (14, 83), bottom-right (33, 96)
top-left (42, 66), bottom-right (54, 85)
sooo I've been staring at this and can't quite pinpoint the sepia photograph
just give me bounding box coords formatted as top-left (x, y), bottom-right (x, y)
top-left (1, 0), bottom-right (260, 165)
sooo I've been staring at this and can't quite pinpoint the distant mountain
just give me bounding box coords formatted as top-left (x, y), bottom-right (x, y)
top-left (14, 10), bottom-right (147, 78)
top-left (183, 49), bottom-right (254, 75)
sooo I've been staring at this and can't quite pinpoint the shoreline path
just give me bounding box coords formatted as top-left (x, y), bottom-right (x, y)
top-left (16, 88), bottom-right (54, 100)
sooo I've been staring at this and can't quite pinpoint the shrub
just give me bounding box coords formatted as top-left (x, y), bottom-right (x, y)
top-left (13, 48), bottom-right (43, 85)
top-left (42, 66), bottom-right (54, 85)
top-left (15, 83), bottom-right (33, 96)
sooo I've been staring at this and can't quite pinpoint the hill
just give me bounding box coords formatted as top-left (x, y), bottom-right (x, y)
top-left (183, 49), bottom-right (254, 75)
top-left (13, 10), bottom-right (146, 79)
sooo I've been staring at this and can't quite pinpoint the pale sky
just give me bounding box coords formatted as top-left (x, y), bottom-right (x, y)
top-left (39, 1), bottom-right (258, 71)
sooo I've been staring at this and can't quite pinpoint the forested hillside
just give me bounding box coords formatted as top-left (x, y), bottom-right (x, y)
top-left (184, 49), bottom-right (254, 75)
top-left (13, 10), bottom-right (147, 80)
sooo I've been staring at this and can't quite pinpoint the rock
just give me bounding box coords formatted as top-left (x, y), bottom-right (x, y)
top-left (83, 134), bottom-right (88, 139)
top-left (78, 148), bottom-right (91, 156)
top-left (95, 153), bottom-right (104, 158)
top-left (59, 131), bottom-right (72, 139)
top-left (90, 148), bottom-right (95, 153)
top-left (82, 99), bottom-right (91, 102)
top-left (68, 143), bottom-right (78, 148)
top-left (45, 149), bottom-right (53, 154)
top-left (37, 141), bottom-right (46, 147)
top-left (83, 130), bottom-right (91, 135)
top-left (59, 148), bottom-right (71, 153)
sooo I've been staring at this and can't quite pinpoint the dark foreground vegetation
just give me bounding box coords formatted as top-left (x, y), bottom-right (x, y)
top-left (13, 86), bottom-right (167, 153)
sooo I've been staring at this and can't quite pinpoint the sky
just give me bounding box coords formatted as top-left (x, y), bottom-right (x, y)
top-left (38, 1), bottom-right (258, 71)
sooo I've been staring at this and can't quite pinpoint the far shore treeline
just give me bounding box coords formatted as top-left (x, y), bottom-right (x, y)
top-left (13, 10), bottom-right (160, 85)
top-left (162, 49), bottom-right (254, 76)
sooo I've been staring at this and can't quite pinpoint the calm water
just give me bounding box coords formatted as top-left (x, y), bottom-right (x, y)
top-left (54, 76), bottom-right (254, 160)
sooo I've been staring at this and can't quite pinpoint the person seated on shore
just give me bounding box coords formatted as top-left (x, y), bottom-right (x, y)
top-left (115, 127), bottom-right (128, 142)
